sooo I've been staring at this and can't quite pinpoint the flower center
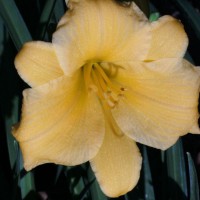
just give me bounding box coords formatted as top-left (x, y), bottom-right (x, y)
top-left (83, 62), bottom-right (126, 109)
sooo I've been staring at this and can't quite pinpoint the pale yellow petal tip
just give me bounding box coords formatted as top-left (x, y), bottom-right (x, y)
top-left (148, 15), bottom-right (188, 59)
top-left (21, 146), bottom-right (50, 171)
top-left (151, 15), bottom-right (184, 29)
top-left (160, 16), bottom-right (188, 47)
top-left (11, 125), bottom-right (35, 172)
top-left (14, 41), bottom-right (36, 68)
top-left (15, 41), bottom-right (63, 87)
top-left (14, 42), bottom-right (37, 86)
top-left (159, 138), bottom-right (179, 151)
top-left (97, 157), bottom-right (142, 198)
top-left (24, 162), bottom-right (36, 171)
top-left (14, 43), bottom-right (29, 74)
top-left (189, 122), bottom-right (200, 134)
top-left (91, 153), bottom-right (142, 198)
top-left (24, 158), bottom-right (49, 171)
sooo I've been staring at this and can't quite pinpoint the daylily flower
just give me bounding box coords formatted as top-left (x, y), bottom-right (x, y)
top-left (13, 0), bottom-right (200, 197)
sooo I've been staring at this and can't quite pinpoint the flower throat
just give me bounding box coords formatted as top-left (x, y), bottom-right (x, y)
top-left (83, 62), bottom-right (126, 109)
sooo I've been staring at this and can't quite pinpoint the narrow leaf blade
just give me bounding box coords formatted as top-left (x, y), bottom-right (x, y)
top-left (0, 0), bottom-right (32, 50)
top-left (187, 152), bottom-right (199, 200)
top-left (165, 139), bottom-right (188, 200)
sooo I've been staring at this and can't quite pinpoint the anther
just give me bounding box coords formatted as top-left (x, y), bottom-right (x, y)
top-left (88, 84), bottom-right (98, 93)
top-left (107, 99), bottom-right (116, 108)
top-left (120, 87), bottom-right (127, 91)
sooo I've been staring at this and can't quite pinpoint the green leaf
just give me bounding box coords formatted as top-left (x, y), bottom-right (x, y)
top-left (54, 165), bottom-right (65, 185)
top-left (2, 55), bottom-right (36, 200)
top-left (0, 16), bottom-right (5, 57)
top-left (18, 151), bottom-right (35, 200)
top-left (66, 165), bottom-right (90, 198)
top-left (75, 179), bottom-right (95, 200)
top-left (171, 0), bottom-right (200, 40)
top-left (0, 0), bottom-right (32, 50)
top-left (149, 12), bottom-right (160, 22)
top-left (87, 166), bottom-right (108, 200)
top-left (4, 96), bottom-right (19, 170)
top-left (0, 1), bottom-right (37, 199)
top-left (186, 153), bottom-right (199, 200)
top-left (143, 146), bottom-right (155, 200)
top-left (165, 139), bottom-right (188, 200)
top-left (54, 0), bottom-right (66, 21)
top-left (38, 0), bottom-right (57, 40)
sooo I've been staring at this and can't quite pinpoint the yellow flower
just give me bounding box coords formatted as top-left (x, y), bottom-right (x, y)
top-left (13, 0), bottom-right (200, 197)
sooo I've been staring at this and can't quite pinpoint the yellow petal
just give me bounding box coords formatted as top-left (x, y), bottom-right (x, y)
top-left (189, 121), bottom-right (200, 134)
top-left (146, 16), bottom-right (188, 60)
top-left (53, 0), bottom-right (150, 75)
top-left (15, 41), bottom-right (63, 87)
top-left (111, 59), bottom-right (200, 150)
top-left (90, 122), bottom-right (141, 198)
top-left (13, 71), bottom-right (105, 170)
top-left (190, 67), bottom-right (200, 134)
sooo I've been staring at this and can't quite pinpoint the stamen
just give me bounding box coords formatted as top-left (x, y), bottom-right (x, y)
top-left (107, 99), bottom-right (116, 108)
top-left (83, 63), bottom-right (93, 90)
top-left (109, 91), bottom-right (119, 102)
top-left (103, 104), bottom-right (124, 136)
top-left (91, 69), bottom-right (104, 99)
top-left (94, 63), bottom-right (122, 94)
top-left (94, 67), bottom-right (107, 92)
top-left (83, 62), bottom-right (127, 109)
